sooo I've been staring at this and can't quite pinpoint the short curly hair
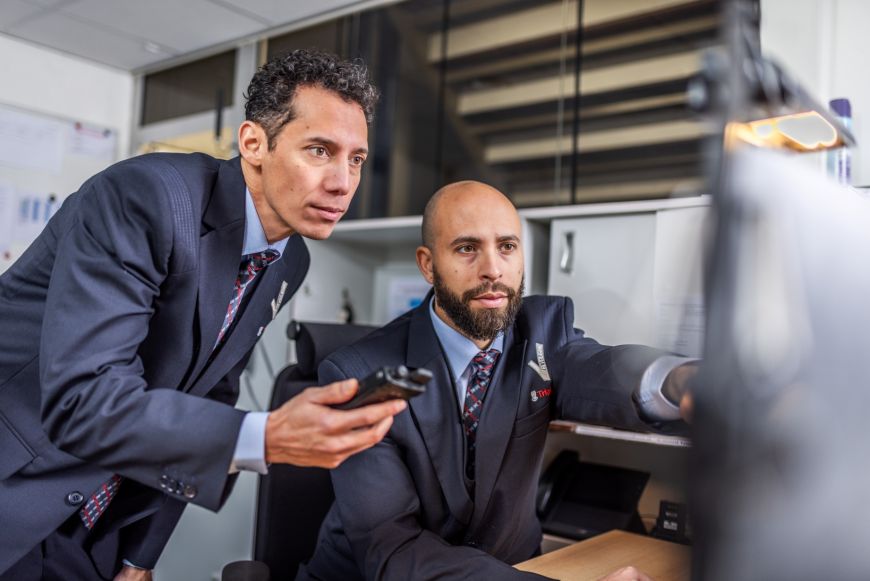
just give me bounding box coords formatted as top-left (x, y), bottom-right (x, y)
top-left (244, 48), bottom-right (379, 150)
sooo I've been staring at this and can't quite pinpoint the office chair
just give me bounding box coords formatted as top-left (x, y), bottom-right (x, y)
top-left (252, 320), bottom-right (376, 580)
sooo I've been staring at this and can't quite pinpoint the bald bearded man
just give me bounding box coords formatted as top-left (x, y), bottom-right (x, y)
top-left (298, 181), bottom-right (693, 581)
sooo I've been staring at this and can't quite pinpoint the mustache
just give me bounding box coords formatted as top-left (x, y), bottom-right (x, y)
top-left (460, 281), bottom-right (516, 303)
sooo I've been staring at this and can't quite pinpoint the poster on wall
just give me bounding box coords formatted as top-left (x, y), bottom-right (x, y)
top-left (385, 276), bottom-right (431, 321)
top-left (0, 103), bottom-right (117, 273)
top-left (0, 106), bottom-right (64, 173)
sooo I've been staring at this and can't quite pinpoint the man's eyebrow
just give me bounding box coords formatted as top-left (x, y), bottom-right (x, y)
top-left (308, 136), bottom-right (368, 155)
top-left (448, 234), bottom-right (520, 246)
top-left (449, 236), bottom-right (482, 246)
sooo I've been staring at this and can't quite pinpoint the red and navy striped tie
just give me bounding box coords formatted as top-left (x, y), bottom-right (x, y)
top-left (79, 474), bottom-right (122, 530)
top-left (462, 349), bottom-right (500, 480)
top-left (215, 249), bottom-right (279, 348)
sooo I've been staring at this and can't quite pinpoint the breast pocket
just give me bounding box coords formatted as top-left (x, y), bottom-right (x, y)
top-left (512, 405), bottom-right (552, 439)
top-left (0, 413), bottom-right (36, 480)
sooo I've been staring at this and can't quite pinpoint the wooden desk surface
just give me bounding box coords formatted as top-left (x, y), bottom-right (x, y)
top-left (515, 531), bottom-right (690, 581)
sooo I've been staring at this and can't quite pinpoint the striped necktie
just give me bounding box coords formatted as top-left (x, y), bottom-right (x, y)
top-left (79, 474), bottom-right (122, 530)
top-left (462, 349), bottom-right (500, 480)
top-left (215, 249), bottom-right (279, 348)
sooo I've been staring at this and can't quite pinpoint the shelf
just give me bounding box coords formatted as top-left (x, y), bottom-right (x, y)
top-left (549, 420), bottom-right (691, 448)
top-left (510, 177), bottom-right (704, 207)
top-left (331, 196), bottom-right (712, 246)
top-left (518, 193), bottom-right (711, 221)
top-left (329, 215), bottom-right (422, 245)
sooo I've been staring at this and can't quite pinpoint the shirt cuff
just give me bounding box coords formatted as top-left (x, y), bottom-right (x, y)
top-left (230, 412), bottom-right (270, 475)
top-left (636, 355), bottom-right (698, 421)
top-left (122, 559), bottom-right (148, 570)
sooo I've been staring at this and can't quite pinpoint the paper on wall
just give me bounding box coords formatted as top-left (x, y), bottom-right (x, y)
top-left (653, 206), bottom-right (709, 357)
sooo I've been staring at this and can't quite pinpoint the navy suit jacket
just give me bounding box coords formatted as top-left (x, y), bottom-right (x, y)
top-left (300, 294), bottom-right (665, 581)
top-left (0, 153), bottom-right (309, 574)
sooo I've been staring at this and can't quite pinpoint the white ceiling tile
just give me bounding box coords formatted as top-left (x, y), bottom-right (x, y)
top-left (21, 0), bottom-right (79, 10)
top-left (60, 0), bottom-right (267, 54)
top-left (215, 0), bottom-right (366, 25)
top-left (11, 10), bottom-right (175, 69)
top-left (0, 0), bottom-right (48, 29)
top-left (2, 0), bottom-right (377, 70)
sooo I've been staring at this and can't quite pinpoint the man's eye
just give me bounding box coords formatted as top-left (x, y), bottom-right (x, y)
top-left (502, 243), bottom-right (517, 251)
top-left (457, 245), bottom-right (475, 254)
top-left (351, 155), bottom-right (366, 167)
top-left (310, 146), bottom-right (328, 157)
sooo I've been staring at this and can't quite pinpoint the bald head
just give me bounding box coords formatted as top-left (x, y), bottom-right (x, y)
top-left (416, 180), bottom-right (524, 346)
top-left (421, 181), bottom-right (517, 249)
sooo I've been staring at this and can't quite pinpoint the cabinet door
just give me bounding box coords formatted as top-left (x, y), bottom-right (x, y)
top-left (548, 205), bottom-right (708, 355)
top-left (549, 213), bottom-right (657, 347)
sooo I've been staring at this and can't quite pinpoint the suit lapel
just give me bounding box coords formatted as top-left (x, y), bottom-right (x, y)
top-left (188, 255), bottom-right (287, 398)
top-left (470, 327), bottom-right (528, 530)
top-left (189, 223), bottom-right (243, 383)
top-left (186, 159), bottom-right (247, 390)
top-left (406, 303), bottom-right (474, 525)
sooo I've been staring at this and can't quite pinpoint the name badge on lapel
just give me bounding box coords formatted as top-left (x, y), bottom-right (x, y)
top-left (271, 281), bottom-right (288, 320)
top-left (527, 342), bottom-right (551, 381)
top-left (528, 343), bottom-right (552, 402)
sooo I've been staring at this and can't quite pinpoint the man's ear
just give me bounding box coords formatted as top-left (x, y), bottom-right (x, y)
top-left (238, 121), bottom-right (267, 167)
top-left (416, 246), bottom-right (434, 284)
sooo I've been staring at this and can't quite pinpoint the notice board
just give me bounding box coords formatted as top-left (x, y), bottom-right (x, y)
top-left (0, 102), bottom-right (118, 272)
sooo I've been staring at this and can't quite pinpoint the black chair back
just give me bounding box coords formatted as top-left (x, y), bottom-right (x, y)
top-left (253, 320), bottom-right (376, 580)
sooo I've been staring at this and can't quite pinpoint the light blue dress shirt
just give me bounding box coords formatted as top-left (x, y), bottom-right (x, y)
top-left (428, 297), bottom-right (685, 420)
top-left (230, 189), bottom-right (287, 475)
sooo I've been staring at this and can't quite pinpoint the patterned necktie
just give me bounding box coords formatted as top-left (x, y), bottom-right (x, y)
top-left (215, 249), bottom-right (279, 348)
top-left (79, 474), bottom-right (122, 530)
top-left (462, 349), bottom-right (500, 480)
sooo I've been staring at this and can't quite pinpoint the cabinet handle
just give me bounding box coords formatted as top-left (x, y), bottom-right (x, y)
top-left (559, 231), bottom-right (574, 274)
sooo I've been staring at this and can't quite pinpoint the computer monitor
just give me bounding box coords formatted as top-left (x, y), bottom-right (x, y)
top-left (692, 146), bottom-right (870, 580)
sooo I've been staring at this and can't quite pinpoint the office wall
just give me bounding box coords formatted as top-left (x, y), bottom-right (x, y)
top-left (0, 33), bottom-right (133, 157)
top-left (761, 0), bottom-right (868, 185)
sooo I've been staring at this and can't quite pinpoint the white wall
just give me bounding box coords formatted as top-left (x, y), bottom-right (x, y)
top-left (761, 0), bottom-right (868, 186)
top-left (0, 33), bottom-right (133, 157)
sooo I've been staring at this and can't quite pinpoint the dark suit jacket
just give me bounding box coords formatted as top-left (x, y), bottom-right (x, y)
top-left (0, 153), bottom-right (309, 575)
top-left (300, 294), bottom-right (665, 581)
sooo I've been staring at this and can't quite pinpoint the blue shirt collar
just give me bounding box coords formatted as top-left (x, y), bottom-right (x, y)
top-left (243, 188), bottom-right (289, 258)
top-left (428, 296), bottom-right (504, 382)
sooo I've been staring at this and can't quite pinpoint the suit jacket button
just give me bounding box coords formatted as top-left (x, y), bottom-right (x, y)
top-left (66, 491), bottom-right (84, 506)
top-left (183, 484), bottom-right (197, 499)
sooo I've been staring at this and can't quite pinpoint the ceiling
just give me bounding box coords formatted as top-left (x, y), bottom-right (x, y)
top-left (1, 0), bottom-right (374, 72)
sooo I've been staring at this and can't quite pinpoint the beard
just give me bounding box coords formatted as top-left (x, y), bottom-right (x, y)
top-left (432, 269), bottom-right (524, 342)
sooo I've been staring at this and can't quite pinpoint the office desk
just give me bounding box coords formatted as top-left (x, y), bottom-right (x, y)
top-left (515, 531), bottom-right (690, 581)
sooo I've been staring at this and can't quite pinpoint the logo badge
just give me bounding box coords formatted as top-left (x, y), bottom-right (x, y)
top-left (530, 387), bottom-right (552, 402)
top-left (527, 342), bottom-right (551, 381)
top-left (271, 281), bottom-right (288, 320)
